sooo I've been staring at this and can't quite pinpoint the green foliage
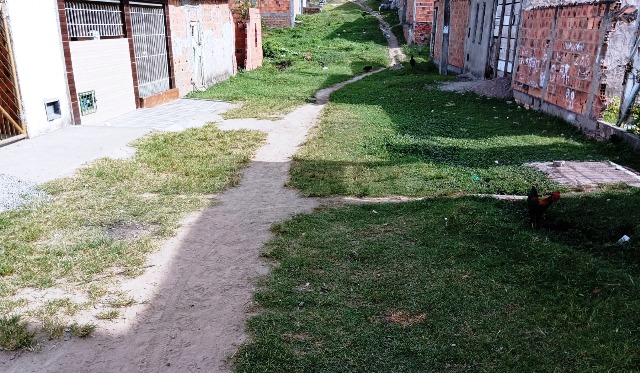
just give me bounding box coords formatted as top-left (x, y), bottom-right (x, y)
top-left (0, 315), bottom-right (34, 351)
top-left (0, 125), bottom-right (264, 320)
top-left (95, 310), bottom-right (120, 321)
top-left (603, 96), bottom-right (621, 124)
top-left (237, 190), bottom-right (640, 372)
top-left (70, 323), bottom-right (96, 338)
top-left (42, 316), bottom-right (65, 340)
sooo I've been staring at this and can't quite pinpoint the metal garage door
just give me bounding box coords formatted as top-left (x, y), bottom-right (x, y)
top-left (131, 4), bottom-right (170, 98)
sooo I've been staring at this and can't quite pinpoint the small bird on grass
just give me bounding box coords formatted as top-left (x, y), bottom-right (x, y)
top-left (363, 65), bottom-right (373, 73)
top-left (409, 55), bottom-right (416, 68)
top-left (527, 186), bottom-right (560, 229)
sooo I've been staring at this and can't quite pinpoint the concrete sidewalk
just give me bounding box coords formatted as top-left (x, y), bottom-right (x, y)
top-left (0, 99), bottom-right (234, 184)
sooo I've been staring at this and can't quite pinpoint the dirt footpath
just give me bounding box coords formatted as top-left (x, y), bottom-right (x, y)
top-left (0, 71), bottom-right (387, 373)
top-left (1, 3), bottom-right (397, 370)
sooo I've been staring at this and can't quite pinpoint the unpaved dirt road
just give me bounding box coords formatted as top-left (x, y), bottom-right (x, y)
top-left (0, 74), bottom-right (386, 373)
top-left (1, 3), bottom-right (395, 370)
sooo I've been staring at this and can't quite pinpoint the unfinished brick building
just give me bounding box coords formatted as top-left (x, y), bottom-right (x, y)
top-left (432, 0), bottom-right (640, 138)
top-left (170, 0), bottom-right (263, 96)
top-left (397, 0), bottom-right (434, 45)
top-left (513, 0), bottom-right (639, 133)
top-left (260, 0), bottom-right (306, 27)
top-left (432, 0), bottom-right (470, 73)
top-left (433, 0), bottom-right (522, 77)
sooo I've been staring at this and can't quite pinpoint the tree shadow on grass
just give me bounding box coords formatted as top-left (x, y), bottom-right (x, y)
top-left (323, 68), bottom-right (640, 169)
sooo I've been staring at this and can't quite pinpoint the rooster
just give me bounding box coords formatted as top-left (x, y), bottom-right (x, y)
top-left (527, 186), bottom-right (560, 229)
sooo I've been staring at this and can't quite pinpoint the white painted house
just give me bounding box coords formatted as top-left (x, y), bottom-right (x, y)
top-left (1, 0), bottom-right (72, 142)
top-left (0, 0), bottom-right (258, 146)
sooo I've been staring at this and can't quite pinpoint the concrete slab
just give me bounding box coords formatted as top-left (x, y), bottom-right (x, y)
top-left (0, 126), bottom-right (151, 184)
top-left (95, 99), bottom-right (235, 131)
top-left (0, 99), bottom-right (235, 184)
top-left (529, 161), bottom-right (640, 189)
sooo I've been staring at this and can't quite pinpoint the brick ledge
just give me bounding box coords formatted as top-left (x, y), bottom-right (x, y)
top-left (138, 88), bottom-right (180, 109)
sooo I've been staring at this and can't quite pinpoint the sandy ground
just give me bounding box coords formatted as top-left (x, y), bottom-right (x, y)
top-left (0, 12), bottom-right (394, 370)
top-left (0, 102), bottom-right (323, 373)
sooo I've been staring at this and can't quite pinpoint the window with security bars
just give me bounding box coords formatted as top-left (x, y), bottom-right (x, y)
top-left (65, 1), bottom-right (124, 40)
top-left (79, 91), bottom-right (97, 115)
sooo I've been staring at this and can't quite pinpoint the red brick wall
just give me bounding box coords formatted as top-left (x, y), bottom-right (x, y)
top-left (260, 0), bottom-right (292, 28)
top-left (262, 15), bottom-right (293, 28)
top-left (169, 1), bottom-right (237, 96)
top-left (415, 23), bottom-right (431, 44)
top-left (404, 0), bottom-right (433, 44)
top-left (514, 8), bottom-right (554, 99)
top-left (448, 0), bottom-right (469, 69)
top-left (514, 4), bottom-right (607, 118)
top-left (244, 8), bottom-right (263, 70)
top-left (416, 0), bottom-right (433, 23)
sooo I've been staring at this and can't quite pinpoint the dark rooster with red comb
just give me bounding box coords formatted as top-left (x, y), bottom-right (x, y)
top-left (527, 186), bottom-right (560, 229)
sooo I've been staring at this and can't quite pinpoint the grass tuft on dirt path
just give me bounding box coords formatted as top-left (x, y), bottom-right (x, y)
top-left (0, 315), bottom-right (34, 351)
top-left (189, 1), bottom-right (390, 119)
top-left (236, 189), bottom-right (640, 372)
top-left (289, 67), bottom-right (640, 197)
top-left (0, 125), bottom-right (264, 347)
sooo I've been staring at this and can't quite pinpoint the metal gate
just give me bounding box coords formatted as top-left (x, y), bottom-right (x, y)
top-left (0, 4), bottom-right (25, 146)
top-left (492, 0), bottom-right (521, 77)
top-left (131, 5), bottom-right (170, 98)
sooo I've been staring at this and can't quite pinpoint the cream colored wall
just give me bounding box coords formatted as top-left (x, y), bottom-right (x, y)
top-left (70, 39), bottom-right (136, 125)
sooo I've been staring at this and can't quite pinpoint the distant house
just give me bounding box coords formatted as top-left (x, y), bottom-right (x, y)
top-left (397, 0), bottom-right (433, 45)
top-left (260, 0), bottom-right (306, 27)
top-left (0, 0), bottom-right (262, 145)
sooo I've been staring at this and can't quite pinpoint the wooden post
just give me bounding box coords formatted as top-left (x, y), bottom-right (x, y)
top-left (440, 0), bottom-right (450, 74)
top-left (1, 3), bottom-right (24, 134)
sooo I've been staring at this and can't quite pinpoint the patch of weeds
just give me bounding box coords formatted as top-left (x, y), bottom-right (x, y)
top-left (70, 323), bottom-right (96, 338)
top-left (0, 124), bottom-right (265, 329)
top-left (190, 1), bottom-right (390, 119)
top-left (95, 310), bottom-right (120, 321)
top-left (41, 298), bottom-right (85, 317)
top-left (88, 284), bottom-right (108, 301)
top-left (0, 315), bottom-right (34, 351)
top-left (603, 96), bottom-right (621, 124)
top-left (0, 298), bottom-right (27, 315)
top-left (105, 293), bottom-right (135, 308)
top-left (42, 316), bottom-right (65, 340)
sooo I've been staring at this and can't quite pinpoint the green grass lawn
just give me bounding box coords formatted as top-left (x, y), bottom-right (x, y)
top-left (236, 189), bottom-right (640, 372)
top-left (290, 66), bottom-right (640, 197)
top-left (189, 1), bottom-right (390, 119)
top-left (0, 125), bottom-right (264, 349)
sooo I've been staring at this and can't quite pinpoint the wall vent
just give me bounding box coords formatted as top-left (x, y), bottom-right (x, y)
top-left (44, 99), bottom-right (61, 121)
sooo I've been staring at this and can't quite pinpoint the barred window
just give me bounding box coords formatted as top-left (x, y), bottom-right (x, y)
top-left (65, 1), bottom-right (124, 39)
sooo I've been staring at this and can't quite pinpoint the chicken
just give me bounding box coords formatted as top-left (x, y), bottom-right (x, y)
top-left (409, 55), bottom-right (416, 68)
top-left (527, 186), bottom-right (560, 229)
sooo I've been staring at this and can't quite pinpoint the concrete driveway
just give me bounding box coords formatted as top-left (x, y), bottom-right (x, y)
top-left (0, 99), bottom-right (234, 184)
